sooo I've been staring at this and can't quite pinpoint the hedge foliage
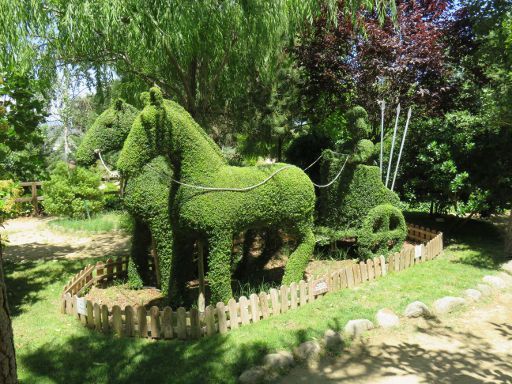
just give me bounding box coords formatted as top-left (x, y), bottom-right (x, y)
top-left (118, 87), bottom-right (316, 304)
top-left (357, 203), bottom-right (406, 259)
top-left (76, 99), bottom-right (174, 296)
top-left (123, 156), bottom-right (174, 296)
top-left (318, 151), bottom-right (400, 229)
top-left (0, 180), bottom-right (21, 217)
top-left (42, 162), bottom-right (105, 218)
top-left (75, 99), bottom-right (139, 166)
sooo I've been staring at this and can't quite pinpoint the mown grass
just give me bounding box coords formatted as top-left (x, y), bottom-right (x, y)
top-left (7, 212), bottom-right (508, 384)
top-left (47, 211), bottom-right (131, 233)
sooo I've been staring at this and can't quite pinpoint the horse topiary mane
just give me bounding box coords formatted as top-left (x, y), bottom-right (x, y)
top-left (118, 87), bottom-right (316, 305)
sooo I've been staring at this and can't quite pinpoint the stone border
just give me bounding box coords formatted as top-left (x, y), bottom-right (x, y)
top-left (239, 261), bottom-right (512, 383)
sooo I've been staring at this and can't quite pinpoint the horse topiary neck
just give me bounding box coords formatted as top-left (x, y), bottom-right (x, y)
top-left (166, 101), bottom-right (226, 180)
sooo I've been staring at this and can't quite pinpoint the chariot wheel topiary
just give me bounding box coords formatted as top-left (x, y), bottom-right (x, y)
top-left (357, 204), bottom-right (406, 259)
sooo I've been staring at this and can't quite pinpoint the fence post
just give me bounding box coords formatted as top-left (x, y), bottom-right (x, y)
top-left (31, 182), bottom-right (38, 215)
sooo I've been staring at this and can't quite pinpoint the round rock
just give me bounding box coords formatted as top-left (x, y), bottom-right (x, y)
top-left (464, 289), bottom-right (482, 302)
top-left (476, 284), bottom-right (492, 296)
top-left (344, 319), bottom-right (374, 338)
top-left (404, 301), bottom-right (432, 318)
top-left (375, 308), bottom-right (400, 328)
top-left (497, 272), bottom-right (512, 286)
top-left (292, 340), bottom-right (321, 362)
top-left (262, 351), bottom-right (294, 372)
top-left (323, 329), bottom-right (343, 351)
top-left (501, 260), bottom-right (512, 275)
top-left (239, 366), bottom-right (266, 384)
top-left (433, 296), bottom-right (465, 315)
top-left (483, 275), bottom-right (506, 289)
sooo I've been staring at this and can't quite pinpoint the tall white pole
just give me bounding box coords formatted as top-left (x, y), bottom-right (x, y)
top-left (379, 100), bottom-right (385, 179)
top-left (385, 103), bottom-right (400, 188)
top-left (391, 107), bottom-right (412, 191)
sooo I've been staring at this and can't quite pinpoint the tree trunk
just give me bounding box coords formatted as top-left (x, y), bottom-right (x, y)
top-left (0, 237), bottom-right (17, 384)
top-left (506, 208), bottom-right (512, 258)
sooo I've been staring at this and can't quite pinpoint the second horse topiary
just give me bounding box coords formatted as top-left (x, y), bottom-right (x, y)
top-left (76, 99), bottom-right (174, 296)
top-left (118, 87), bottom-right (316, 305)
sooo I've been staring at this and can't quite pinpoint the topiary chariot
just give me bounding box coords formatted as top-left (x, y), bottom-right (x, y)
top-left (315, 106), bottom-right (407, 259)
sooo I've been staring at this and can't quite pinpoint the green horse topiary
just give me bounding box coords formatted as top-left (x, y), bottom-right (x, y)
top-left (118, 87), bottom-right (316, 304)
top-left (76, 99), bottom-right (174, 296)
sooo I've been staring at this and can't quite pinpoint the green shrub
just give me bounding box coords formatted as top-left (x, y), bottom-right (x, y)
top-left (123, 156), bottom-right (174, 296)
top-left (318, 153), bottom-right (401, 229)
top-left (345, 106), bottom-right (370, 144)
top-left (358, 204), bottom-right (407, 259)
top-left (317, 151), bottom-right (406, 259)
top-left (0, 179), bottom-right (22, 218)
top-left (101, 181), bottom-right (122, 210)
top-left (76, 97), bottom-right (175, 298)
top-left (42, 162), bottom-right (105, 218)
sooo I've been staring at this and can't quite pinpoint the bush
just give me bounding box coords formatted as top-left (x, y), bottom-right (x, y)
top-left (0, 180), bottom-right (22, 218)
top-left (42, 162), bottom-right (105, 218)
top-left (358, 204), bottom-right (407, 259)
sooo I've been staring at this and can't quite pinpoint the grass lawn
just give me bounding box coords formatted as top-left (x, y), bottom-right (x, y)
top-left (47, 211), bottom-right (131, 233)
top-left (7, 213), bottom-right (508, 384)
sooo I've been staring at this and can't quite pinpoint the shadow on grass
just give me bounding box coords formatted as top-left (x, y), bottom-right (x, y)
top-left (405, 212), bottom-right (507, 269)
top-left (4, 254), bottom-right (100, 316)
top-left (20, 331), bottom-right (269, 384)
top-left (281, 320), bottom-right (512, 384)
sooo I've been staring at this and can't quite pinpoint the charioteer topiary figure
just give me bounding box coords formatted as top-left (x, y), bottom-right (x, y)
top-left (118, 87), bottom-right (316, 305)
top-left (76, 98), bottom-right (175, 296)
top-left (317, 106), bottom-right (406, 259)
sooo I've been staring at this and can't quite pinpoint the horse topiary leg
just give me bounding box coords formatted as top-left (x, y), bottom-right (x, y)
top-left (207, 231), bottom-right (234, 304)
top-left (282, 225), bottom-right (315, 285)
top-left (128, 218), bottom-right (152, 289)
top-left (168, 231), bottom-right (194, 307)
top-left (149, 215), bottom-right (173, 296)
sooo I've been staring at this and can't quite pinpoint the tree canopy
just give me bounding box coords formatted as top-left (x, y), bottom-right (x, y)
top-left (0, 0), bottom-right (395, 129)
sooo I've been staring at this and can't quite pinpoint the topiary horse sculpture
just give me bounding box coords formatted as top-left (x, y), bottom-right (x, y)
top-left (118, 87), bottom-right (316, 304)
top-left (76, 98), bottom-right (175, 296)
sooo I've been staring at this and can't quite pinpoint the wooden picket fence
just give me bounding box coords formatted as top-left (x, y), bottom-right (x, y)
top-left (60, 223), bottom-right (443, 341)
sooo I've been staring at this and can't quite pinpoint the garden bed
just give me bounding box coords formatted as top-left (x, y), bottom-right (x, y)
top-left (60, 224), bottom-right (443, 341)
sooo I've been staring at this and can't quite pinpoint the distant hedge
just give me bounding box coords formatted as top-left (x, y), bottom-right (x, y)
top-left (42, 162), bottom-right (105, 218)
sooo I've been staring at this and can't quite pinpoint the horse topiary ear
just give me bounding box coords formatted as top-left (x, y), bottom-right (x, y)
top-left (140, 92), bottom-right (151, 107)
top-left (149, 86), bottom-right (163, 106)
top-left (114, 98), bottom-right (124, 111)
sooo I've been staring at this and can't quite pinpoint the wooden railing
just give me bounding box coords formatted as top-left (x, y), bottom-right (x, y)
top-left (14, 181), bottom-right (43, 215)
top-left (60, 224), bottom-right (443, 340)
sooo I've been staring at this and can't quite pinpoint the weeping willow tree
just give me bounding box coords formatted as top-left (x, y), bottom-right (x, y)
top-left (0, 0), bottom-right (394, 127)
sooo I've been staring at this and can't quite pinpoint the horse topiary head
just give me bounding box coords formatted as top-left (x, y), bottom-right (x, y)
top-left (76, 99), bottom-right (139, 166)
top-left (118, 87), bottom-right (225, 177)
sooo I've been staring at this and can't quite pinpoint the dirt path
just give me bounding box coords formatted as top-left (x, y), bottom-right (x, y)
top-left (1, 217), bottom-right (130, 262)
top-left (280, 290), bottom-right (512, 384)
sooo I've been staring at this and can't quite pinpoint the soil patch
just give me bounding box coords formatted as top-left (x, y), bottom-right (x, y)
top-left (84, 284), bottom-right (165, 309)
top-left (2, 216), bottom-right (130, 262)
